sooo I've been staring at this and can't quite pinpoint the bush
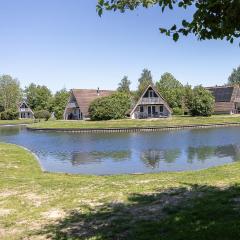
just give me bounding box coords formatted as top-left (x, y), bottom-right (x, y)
top-left (187, 86), bottom-right (215, 117)
top-left (89, 92), bottom-right (131, 121)
top-left (34, 110), bottom-right (51, 121)
top-left (0, 109), bottom-right (19, 120)
top-left (172, 107), bottom-right (184, 115)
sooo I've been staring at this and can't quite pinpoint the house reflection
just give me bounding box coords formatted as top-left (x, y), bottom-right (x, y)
top-left (140, 149), bottom-right (181, 169)
top-left (71, 151), bottom-right (131, 166)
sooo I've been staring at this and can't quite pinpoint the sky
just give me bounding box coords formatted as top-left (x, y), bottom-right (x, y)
top-left (0, 0), bottom-right (239, 93)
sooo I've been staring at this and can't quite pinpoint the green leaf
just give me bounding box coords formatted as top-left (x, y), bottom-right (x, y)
top-left (182, 20), bottom-right (188, 27)
top-left (159, 28), bottom-right (167, 33)
top-left (171, 25), bottom-right (177, 31)
top-left (173, 33), bottom-right (179, 42)
top-left (98, 0), bottom-right (104, 6)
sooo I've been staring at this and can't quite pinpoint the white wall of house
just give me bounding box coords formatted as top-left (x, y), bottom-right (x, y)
top-left (19, 111), bottom-right (34, 119)
top-left (131, 104), bottom-right (170, 119)
top-left (64, 108), bottom-right (82, 120)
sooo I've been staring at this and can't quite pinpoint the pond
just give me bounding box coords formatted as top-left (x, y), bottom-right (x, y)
top-left (0, 126), bottom-right (240, 175)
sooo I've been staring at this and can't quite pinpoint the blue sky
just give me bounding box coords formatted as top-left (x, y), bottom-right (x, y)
top-left (0, 0), bottom-right (239, 92)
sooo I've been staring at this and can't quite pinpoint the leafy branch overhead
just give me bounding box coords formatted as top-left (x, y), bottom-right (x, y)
top-left (97, 0), bottom-right (240, 43)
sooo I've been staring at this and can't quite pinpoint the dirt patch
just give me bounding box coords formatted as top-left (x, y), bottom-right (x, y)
top-left (0, 208), bottom-right (14, 217)
top-left (41, 209), bottom-right (65, 220)
top-left (0, 190), bottom-right (18, 198)
top-left (0, 227), bottom-right (22, 239)
top-left (22, 193), bottom-right (44, 207)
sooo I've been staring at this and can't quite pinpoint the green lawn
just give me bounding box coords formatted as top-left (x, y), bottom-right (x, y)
top-left (0, 119), bottom-right (34, 125)
top-left (1, 143), bottom-right (240, 239)
top-left (29, 115), bottom-right (240, 130)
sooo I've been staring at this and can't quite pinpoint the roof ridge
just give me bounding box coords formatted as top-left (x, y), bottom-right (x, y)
top-left (72, 88), bottom-right (114, 91)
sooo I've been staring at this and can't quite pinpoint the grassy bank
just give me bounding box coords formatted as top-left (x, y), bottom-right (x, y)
top-left (1, 143), bottom-right (240, 239)
top-left (0, 119), bottom-right (34, 125)
top-left (28, 114), bottom-right (240, 130)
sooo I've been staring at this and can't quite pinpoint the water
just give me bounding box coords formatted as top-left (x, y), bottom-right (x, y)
top-left (0, 126), bottom-right (240, 175)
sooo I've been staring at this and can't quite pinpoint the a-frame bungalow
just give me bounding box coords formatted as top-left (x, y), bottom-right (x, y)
top-left (206, 85), bottom-right (240, 114)
top-left (130, 85), bottom-right (172, 119)
top-left (18, 101), bottom-right (34, 119)
top-left (64, 88), bottom-right (114, 120)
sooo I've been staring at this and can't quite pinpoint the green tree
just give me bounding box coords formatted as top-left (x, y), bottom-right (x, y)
top-left (34, 110), bottom-right (51, 121)
top-left (187, 86), bottom-right (215, 117)
top-left (89, 92), bottom-right (131, 120)
top-left (0, 75), bottom-right (21, 110)
top-left (117, 76), bottom-right (131, 93)
top-left (97, 0), bottom-right (240, 43)
top-left (156, 72), bottom-right (184, 109)
top-left (25, 83), bottom-right (52, 111)
top-left (137, 68), bottom-right (154, 96)
top-left (49, 88), bottom-right (70, 119)
top-left (183, 83), bottom-right (194, 113)
top-left (228, 66), bottom-right (240, 85)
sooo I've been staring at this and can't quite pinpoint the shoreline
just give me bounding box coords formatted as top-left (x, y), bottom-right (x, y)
top-left (27, 122), bottom-right (240, 133)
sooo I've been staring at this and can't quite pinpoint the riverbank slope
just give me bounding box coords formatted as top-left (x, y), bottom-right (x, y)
top-left (0, 119), bottom-right (34, 126)
top-left (27, 115), bottom-right (240, 131)
top-left (1, 143), bottom-right (240, 239)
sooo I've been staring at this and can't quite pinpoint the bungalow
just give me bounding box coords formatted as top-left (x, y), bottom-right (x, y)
top-left (18, 101), bottom-right (34, 119)
top-left (64, 88), bottom-right (114, 120)
top-left (130, 85), bottom-right (172, 119)
top-left (206, 85), bottom-right (240, 114)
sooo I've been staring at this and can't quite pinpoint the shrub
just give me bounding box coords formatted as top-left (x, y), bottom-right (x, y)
top-left (34, 110), bottom-right (51, 121)
top-left (187, 86), bottom-right (215, 116)
top-left (89, 92), bottom-right (131, 121)
top-left (0, 109), bottom-right (19, 120)
top-left (172, 107), bottom-right (184, 115)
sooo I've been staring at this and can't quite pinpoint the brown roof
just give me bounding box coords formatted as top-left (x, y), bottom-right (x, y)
top-left (72, 89), bottom-right (115, 116)
top-left (206, 85), bottom-right (240, 103)
top-left (206, 86), bottom-right (235, 102)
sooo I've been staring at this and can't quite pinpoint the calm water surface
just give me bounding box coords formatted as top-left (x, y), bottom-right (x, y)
top-left (0, 126), bottom-right (240, 175)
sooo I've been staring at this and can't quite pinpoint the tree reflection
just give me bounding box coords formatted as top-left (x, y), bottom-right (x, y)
top-left (187, 145), bottom-right (240, 163)
top-left (71, 151), bottom-right (131, 166)
top-left (140, 149), bottom-right (181, 169)
top-left (0, 126), bottom-right (21, 136)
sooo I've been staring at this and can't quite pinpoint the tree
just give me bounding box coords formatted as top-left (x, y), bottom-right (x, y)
top-left (34, 110), bottom-right (51, 121)
top-left (137, 68), bottom-right (154, 96)
top-left (117, 76), bottom-right (131, 93)
top-left (89, 92), bottom-right (131, 120)
top-left (49, 88), bottom-right (70, 119)
top-left (156, 72), bottom-right (184, 109)
top-left (25, 83), bottom-right (52, 111)
top-left (187, 86), bottom-right (215, 117)
top-left (0, 75), bottom-right (21, 111)
top-left (228, 66), bottom-right (240, 85)
top-left (97, 0), bottom-right (240, 43)
top-left (183, 83), bottom-right (194, 113)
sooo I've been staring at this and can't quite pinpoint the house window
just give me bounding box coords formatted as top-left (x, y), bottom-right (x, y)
top-left (140, 106), bottom-right (144, 112)
top-left (160, 105), bottom-right (163, 113)
top-left (149, 90), bottom-right (154, 98)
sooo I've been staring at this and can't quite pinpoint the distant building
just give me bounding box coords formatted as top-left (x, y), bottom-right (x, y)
top-left (206, 85), bottom-right (240, 114)
top-left (64, 88), bottom-right (114, 120)
top-left (130, 85), bottom-right (172, 119)
top-left (18, 101), bottom-right (34, 119)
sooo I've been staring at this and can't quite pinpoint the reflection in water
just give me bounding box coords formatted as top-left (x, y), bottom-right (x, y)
top-left (140, 149), bottom-right (181, 169)
top-left (71, 151), bottom-right (131, 166)
top-left (0, 126), bottom-right (21, 136)
top-left (1, 126), bottom-right (240, 174)
top-left (187, 145), bottom-right (240, 163)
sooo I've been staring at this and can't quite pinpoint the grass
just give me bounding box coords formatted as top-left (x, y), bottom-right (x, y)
top-left (0, 119), bottom-right (34, 125)
top-left (28, 114), bottom-right (240, 130)
top-left (1, 143), bottom-right (240, 239)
